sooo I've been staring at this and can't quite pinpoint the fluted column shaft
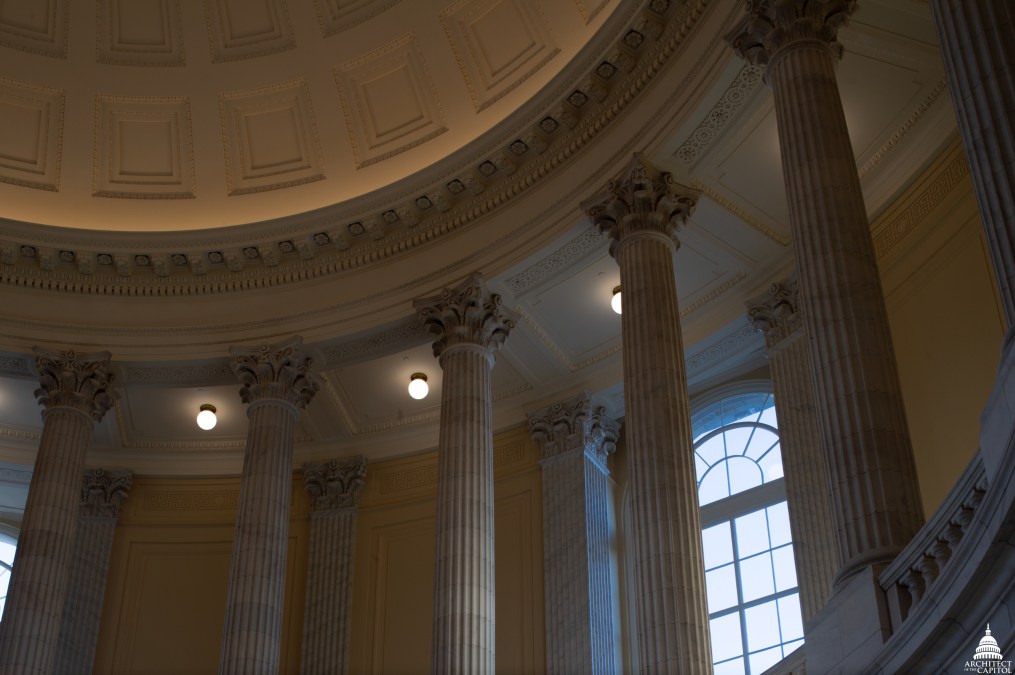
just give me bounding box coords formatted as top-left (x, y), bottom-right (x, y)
top-left (583, 157), bottom-right (711, 674)
top-left (220, 338), bottom-right (319, 675)
top-left (433, 344), bottom-right (495, 674)
top-left (530, 394), bottom-right (620, 675)
top-left (54, 469), bottom-right (133, 675)
top-left (620, 233), bottom-right (710, 673)
top-left (731, 3), bottom-right (925, 582)
top-left (300, 457), bottom-right (366, 675)
top-left (415, 274), bottom-right (517, 675)
top-left (0, 349), bottom-right (114, 675)
top-left (931, 0), bottom-right (1015, 327)
top-left (220, 403), bottom-right (296, 675)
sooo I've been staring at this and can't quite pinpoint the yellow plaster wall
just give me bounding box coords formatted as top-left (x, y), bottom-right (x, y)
top-left (93, 424), bottom-right (545, 675)
top-left (874, 138), bottom-right (1008, 514)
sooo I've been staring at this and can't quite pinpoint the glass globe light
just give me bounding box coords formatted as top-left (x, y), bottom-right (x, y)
top-left (408, 373), bottom-right (429, 400)
top-left (196, 404), bottom-right (217, 430)
top-left (611, 285), bottom-right (622, 314)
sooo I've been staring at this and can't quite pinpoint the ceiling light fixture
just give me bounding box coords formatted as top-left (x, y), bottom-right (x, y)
top-left (408, 372), bottom-right (429, 400)
top-left (196, 404), bottom-right (217, 430)
top-left (611, 285), bottom-right (622, 314)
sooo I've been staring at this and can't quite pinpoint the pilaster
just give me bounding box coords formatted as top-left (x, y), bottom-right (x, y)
top-left (300, 456), bottom-right (367, 675)
top-left (54, 468), bottom-right (133, 675)
top-left (529, 393), bottom-right (620, 675)
top-left (747, 278), bottom-right (839, 623)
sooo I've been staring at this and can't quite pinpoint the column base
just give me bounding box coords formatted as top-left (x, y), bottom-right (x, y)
top-left (805, 564), bottom-right (891, 674)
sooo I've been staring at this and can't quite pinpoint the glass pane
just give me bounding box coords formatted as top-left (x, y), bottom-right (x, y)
top-left (699, 463), bottom-right (730, 506)
top-left (713, 657), bottom-right (746, 675)
top-left (739, 553), bottom-right (775, 603)
top-left (758, 405), bottom-right (779, 429)
top-left (727, 456), bottom-right (763, 495)
top-left (723, 427), bottom-right (753, 456)
top-left (695, 455), bottom-right (709, 483)
top-left (702, 522), bottom-right (734, 569)
top-left (706, 564), bottom-right (738, 614)
top-left (0, 541), bottom-right (14, 566)
top-left (744, 428), bottom-right (779, 461)
top-left (744, 600), bottom-right (780, 651)
top-left (772, 545), bottom-right (798, 592)
top-left (759, 446), bottom-right (784, 482)
top-left (778, 594), bottom-right (804, 641)
top-left (697, 434), bottom-right (726, 467)
top-left (767, 503), bottom-right (792, 547)
top-left (710, 612), bottom-right (744, 662)
top-left (748, 646), bottom-right (783, 674)
top-left (735, 509), bottom-right (770, 557)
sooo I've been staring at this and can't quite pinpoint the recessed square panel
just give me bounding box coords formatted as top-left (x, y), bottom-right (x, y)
top-left (313, 0), bottom-right (399, 36)
top-left (219, 79), bottom-right (325, 194)
top-left (204, 0), bottom-right (295, 61)
top-left (440, 0), bottom-right (559, 111)
top-left (94, 95), bottom-right (195, 198)
top-left (0, 0), bottom-right (67, 57)
top-left (98, 0), bottom-right (185, 66)
top-left (0, 77), bottom-right (63, 191)
top-left (335, 34), bottom-right (446, 167)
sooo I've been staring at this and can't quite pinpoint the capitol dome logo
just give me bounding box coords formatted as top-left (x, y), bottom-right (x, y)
top-left (965, 625), bottom-right (1013, 673)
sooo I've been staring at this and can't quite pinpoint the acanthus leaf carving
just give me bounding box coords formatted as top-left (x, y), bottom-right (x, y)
top-left (414, 274), bottom-right (519, 359)
top-left (33, 348), bottom-right (116, 421)
top-left (230, 336), bottom-right (319, 409)
top-left (302, 455), bottom-right (367, 511)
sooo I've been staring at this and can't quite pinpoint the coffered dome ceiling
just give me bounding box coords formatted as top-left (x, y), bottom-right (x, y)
top-left (0, 0), bottom-right (956, 474)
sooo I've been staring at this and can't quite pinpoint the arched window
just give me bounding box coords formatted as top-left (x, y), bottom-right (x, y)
top-left (0, 531), bottom-right (15, 620)
top-left (694, 389), bottom-right (803, 675)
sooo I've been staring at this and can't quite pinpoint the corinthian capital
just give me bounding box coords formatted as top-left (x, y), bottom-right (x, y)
top-left (414, 274), bottom-right (519, 359)
top-left (80, 468), bottom-right (133, 518)
top-left (727, 0), bottom-right (856, 67)
top-left (580, 154), bottom-right (697, 257)
top-left (230, 336), bottom-right (319, 409)
top-left (303, 456), bottom-right (367, 511)
top-left (746, 277), bottom-right (804, 348)
top-left (528, 393), bottom-right (620, 466)
top-left (33, 348), bottom-right (116, 421)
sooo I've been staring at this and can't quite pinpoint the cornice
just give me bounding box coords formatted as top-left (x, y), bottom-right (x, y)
top-left (0, 0), bottom-right (712, 298)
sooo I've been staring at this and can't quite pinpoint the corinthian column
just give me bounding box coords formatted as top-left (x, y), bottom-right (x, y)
top-left (54, 468), bottom-right (133, 675)
top-left (414, 274), bottom-right (518, 675)
top-left (220, 338), bottom-right (319, 675)
top-left (528, 393), bottom-right (620, 675)
top-left (581, 155), bottom-right (711, 674)
top-left (300, 456), bottom-right (366, 675)
top-left (930, 0), bottom-right (1015, 329)
top-left (747, 279), bottom-right (839, 623)
top-left (729, 1), bottom-right (924, 583)
top-left (0, 349), bottom-right (115, 675)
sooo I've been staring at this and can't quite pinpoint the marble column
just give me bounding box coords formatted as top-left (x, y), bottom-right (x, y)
top-left (581, 155), bottom-right (711, 674)
top-left (0, 349), bottom-right (115, 675)
top-left (528, 393), bottom-right (620, 675)
top-left (54, 468), bottom-right (133, 675)
top-left (930, 0), bottom-right (1015, 329)
top-left (747, 278), bottom-right (839, 623)
top-left (220, 338), bottom-right (319, 675)
top-left (414, 274), bottom-right (518, 675)
top-left (729, 1), bottom-right (925, 584)
top-left (300, 456), bottom-right (366, 675)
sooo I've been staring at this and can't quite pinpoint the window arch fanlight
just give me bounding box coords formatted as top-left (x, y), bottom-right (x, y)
top-left (692, 383), bottom-right (804, 675)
